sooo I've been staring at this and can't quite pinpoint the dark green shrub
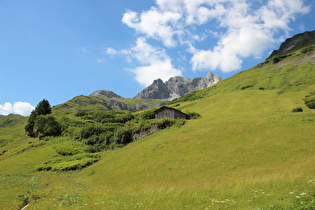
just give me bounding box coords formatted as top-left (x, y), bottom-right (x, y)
top-left (186, 112), bottom-right (201, 119)
top-left (35, 164), bottom-right (52, 171)
top-left (75, 110), bottom-right (88, 117)
top-left (25, 99), bottom-right (55, 137)
top-left (37, 158), bottom-right (98, 171)
top-left (138, 109), bottom-right (156, 120)
top-left (272, 56), bottom-right (281, 63)
top-left (301, 46), bottom-right (315, 54)
top-left (292, 107), bottom-right (303, 112)
top-left (155, 118), bottom-right (175, 129)
top-left (25, 123), bottom-right (36, 137)
top-left (91, 111), bottom-right (114, 122)
top-left (34, 99), bottom-right (52, 116)
top-left (35, 153), bottom-right (100, 171)
top-left (241, 85), bottom-right (254, 90)
top-left (305, 92), bottom-right (315, 109)
top-left (83, 132), bottom-right (113, 146)
top-left (52, 158), bottom-right (98, 171)
top-left (79, 125), bottom-right (106, 139)
top-left (55, 141), bottom-right (88, 156)
top-left (272, 54), bottom-right (291, 64)
top-left (34, 114), bottom-right (61, 137)
top-left (114, 128), bottom-right (133, 145)
top-left (112, 114), bottom-right (134, 123)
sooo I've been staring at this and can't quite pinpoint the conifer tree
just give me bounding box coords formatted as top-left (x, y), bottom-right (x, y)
top-left (34, 99), bottom-right (51, 116)
top-left (25, 99), bottom-right (59, 138)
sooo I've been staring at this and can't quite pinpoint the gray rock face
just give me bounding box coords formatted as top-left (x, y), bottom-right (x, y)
top-left (268, 30), bottom-right (315, 58)
top-left (89, 90), bottom-right (123, 99)
top-left (135, 72), bottom-right (222, 100)
top-left (135, 79), bottom-right (171, 100)
top-left (101, 99), bottom-right (150, 111)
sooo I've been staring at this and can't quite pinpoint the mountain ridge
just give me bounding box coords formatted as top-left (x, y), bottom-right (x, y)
top-left (135, 72), bottom-right (222, 100)
top-left (53, 72), bottom-right (222, 112)
top-left (268, 30), bottom-right (315, 58)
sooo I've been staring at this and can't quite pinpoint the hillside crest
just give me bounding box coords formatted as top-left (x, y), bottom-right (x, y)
top-left (268, 30), bottom-right (315, 58)
top-left (135, 72), bottom-right (222, 100)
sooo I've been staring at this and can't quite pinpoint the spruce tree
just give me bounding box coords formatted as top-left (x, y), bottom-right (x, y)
top-left (34, 99), bottom-right (51, 116)
top-left (25, 99), bottom-right (57, 137)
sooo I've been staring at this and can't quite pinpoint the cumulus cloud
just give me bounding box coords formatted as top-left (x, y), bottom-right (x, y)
top-left (189, 0), bottom-right (309, 72)
top-left (258, 0), bottom-right (310, 30)
top-left (119, 0), bottom-right (310, 75)
top-left (122, 8), bottom-right (182, 47)
top-left (106, 37), bottom-right (182, 86)
top-left (133, 60), bottom-right (182, 87)
top-left (192, 27), bottom-right (271, 72)
top-left (0, 102), bottom-right (35, 116)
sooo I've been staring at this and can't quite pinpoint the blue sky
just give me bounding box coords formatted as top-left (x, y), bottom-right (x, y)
top-left (0, 0), bottom-right (314, 116)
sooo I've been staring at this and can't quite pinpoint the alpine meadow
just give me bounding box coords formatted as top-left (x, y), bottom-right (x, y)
top-left (1, 31), bottom-right (315, 209)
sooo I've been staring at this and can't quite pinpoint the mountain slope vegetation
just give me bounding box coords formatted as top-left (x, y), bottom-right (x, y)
top-left (1, 42), bottom-right (315, 208)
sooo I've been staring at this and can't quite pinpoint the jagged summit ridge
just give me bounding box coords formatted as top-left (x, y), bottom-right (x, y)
top-left (135, 72), bottom-right (222, 100)
top-left (89, 90), bottom-right (123, 98)
top-left (268, 30), bottom-right (315, 58)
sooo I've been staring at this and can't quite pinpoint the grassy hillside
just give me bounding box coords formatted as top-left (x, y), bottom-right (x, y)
top-left (53, 95), bottom-right (165, 116)
top-left (1, 47), bottom-right (315, 209)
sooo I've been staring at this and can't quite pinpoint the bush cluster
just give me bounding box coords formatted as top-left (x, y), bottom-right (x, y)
top-left (35, 153), bottom-right (99, 171)
top-left (301, 46), bottom-right (315, 54)
top-left (272, 54), bottom-right (292, 63)
top-left (305, 92), bottom-right (315, 109)
top-left (29, 100), bottom-right (197, 171)
top-left (55, 141), bottom-right (88, 156)
top-left (25, 99), bottom-right (61, 138)
top-left (292, 107), bottom-right (303, 112)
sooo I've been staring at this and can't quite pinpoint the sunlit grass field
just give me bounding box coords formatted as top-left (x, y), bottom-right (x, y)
top-left (1, 50), bottom-right (315, 209)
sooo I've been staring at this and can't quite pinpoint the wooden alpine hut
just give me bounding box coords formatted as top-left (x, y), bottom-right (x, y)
top-left (154, 106), bottom-right (188, 120)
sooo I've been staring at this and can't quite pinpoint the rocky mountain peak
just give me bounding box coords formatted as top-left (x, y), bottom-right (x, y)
top-left (135, 78), bottom-right (171, 99)
top-left (135, 72), bottom-right (222, 100)
top-left (268, 30), bottom-right (315, 58)
top-left (89, 90), bottom-right (123, 99)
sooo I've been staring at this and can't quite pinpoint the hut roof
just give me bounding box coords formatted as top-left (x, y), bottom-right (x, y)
top-left (154, 106), bottom-right (187, 116)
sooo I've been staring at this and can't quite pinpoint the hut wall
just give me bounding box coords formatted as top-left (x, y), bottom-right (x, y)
top-left (155, 108), bottom-right (174, 119)
top-left (155, 108), bottom-right (187, 119)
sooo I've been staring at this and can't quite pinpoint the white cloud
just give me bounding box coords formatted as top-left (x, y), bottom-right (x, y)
top-left (0, 102), bottom-right (35, 116)
top-left (133, 60), bottom-right (182, 86)
top-left (106, 47), bottom-right (118, 56)
top-left (122, 8), bottom-right (182, 47)
top-left (191, 26), bottom-right (272, 72)
top-left (259, 0), bottom-right (310, 30)
top-left (130, 38), bottom-right (182, 86)
top-left (131, 38), bottom-right (169, 64)
top-left (107, 38), bottom-right (182, 86)
top-left (119, 0), bottom-right (310, 75)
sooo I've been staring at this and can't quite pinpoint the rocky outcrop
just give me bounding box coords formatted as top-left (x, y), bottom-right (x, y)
top-left (89, 90), bottom-right (123, 98)
top-left (268, 30), bottom-right (315, 58)
top-left (57, 72), bottom-right (221, 111)
top-left (55, 95), bottom-right (163, 112)
top-left (134, 79), bottom-right (171, 100)
top-left (135, 72), bottom-right (222, 100)
top-left (101, 99), bottom-right (153, 111)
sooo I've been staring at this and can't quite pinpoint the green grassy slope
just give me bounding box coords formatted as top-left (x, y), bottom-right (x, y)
top-left (1, 47), bottom-right (315, 209)
top-left (53, 95), bottom-right (165, 116)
